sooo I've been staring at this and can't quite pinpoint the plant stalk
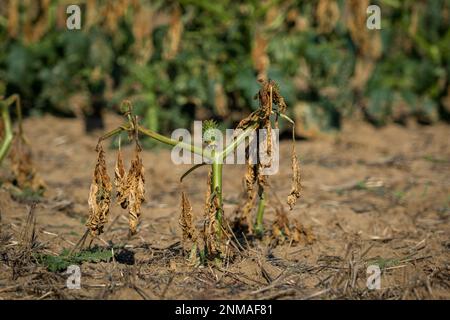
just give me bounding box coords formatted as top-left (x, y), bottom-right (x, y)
top-left (215, 123), bottom-right (259, 163)
top-left (211, 161), bottom-right (223, 230)
top-left (139, 125), bottom-right (211, 160)
top-left (255, 190), bottom-right (265, 236)
top-left (0, 101), bottom-right (13, 165)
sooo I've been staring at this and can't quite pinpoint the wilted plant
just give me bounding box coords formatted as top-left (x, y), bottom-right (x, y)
top-left (85, 80), bottom-right (305, 262)
top-left (0, 94), bottom-right (21, 165)
top-left (84, 110), bottom-right (145, 242)
top-left (0, 94), bottom-right (45, 192)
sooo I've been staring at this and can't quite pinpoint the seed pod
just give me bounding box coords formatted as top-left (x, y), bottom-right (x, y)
top-left (114, 148), bottom-right (129, 209)
top-left (179, 191), bottom-right (197, 244)
top-left (127, 146), bottom-right (145, 235)
top-left (86, 143), bottom-right (112, 236)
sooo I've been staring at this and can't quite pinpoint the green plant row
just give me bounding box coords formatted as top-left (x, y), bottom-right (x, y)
top-left (0, 0), bottom-right (449, 135)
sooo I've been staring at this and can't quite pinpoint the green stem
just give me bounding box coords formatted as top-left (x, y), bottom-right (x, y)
top-left (215, 123), bottom-right (259, 163)
top-left (255, 190), bottom-right (265, 237)
top-left (97, 124), bottom-right (130, 144)
top-left (0, 102), bottom-right (13, 165)
top-left (138, 125), bottom-right (211, 160)
top-left (211, 159), bottom-right (223, 264)
top-left (211, 161), bottom-right (223, 232)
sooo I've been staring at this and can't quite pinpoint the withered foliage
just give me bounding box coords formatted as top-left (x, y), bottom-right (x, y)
top-left (316, 0), bottom-right (340, 34)
top-left (271, 208), bottom-right (314, 246)
top-left (126, 146), bottom-right (145, 235)
top-left (236, 80), bottom-right (287, 132)
top-left (346, 0), bottom-right (381, 58)
top-left (179, 191), bottom-right (197, 243)
top-left (203, 171), bottom-right (221, 257)
top-left (287, 145), bottom-right (302, 210)
top-left (86, 124), bottom-right (146, 238)
top-left (237, 163), bottom-right (258, 233)
top-left (203, 169), bottom-right (212, 214)
top-left (9, 136), bottom-right (45, 192)
top-left (7, 0), bottom-right (52, 43)
top-left (346, 0), bottom-right (381, 92)
top-left (179, 167), bottom-right (229, 258)
top-left (245, 163), bottom-right (257, 195)
top-left (163, 5), bottom-right (183, 60)
top-left (114, 148), bottom-right (128, 209)
top-left (234, 80), bottom-right (300, 237)
top-left (86, 143), bottom-right (112, 236)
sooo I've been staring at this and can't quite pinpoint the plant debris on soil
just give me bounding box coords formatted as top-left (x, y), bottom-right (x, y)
top-left (0, 113), bottom-right (449, 300)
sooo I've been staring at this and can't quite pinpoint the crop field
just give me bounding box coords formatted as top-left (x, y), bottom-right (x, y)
top-left (0, 0), bottom-right (449, 303)
top-left (0, 111), bottom-right (448, 300)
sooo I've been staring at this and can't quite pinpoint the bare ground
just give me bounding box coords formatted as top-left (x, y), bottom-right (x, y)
top-left (0, 113), bottom-right (449, 300)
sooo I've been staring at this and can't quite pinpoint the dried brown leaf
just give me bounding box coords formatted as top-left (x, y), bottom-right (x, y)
top-left (271, 208), bottom-right (290, 244)
top-left (9, 136), bottom-right (45, 192)
top-left (179, 191), bottom-right (198, 244)
top-left (203, 170), bottom-right (220, 256)
top-left (292, 221), bottom-right (315, 245)
top-left (271, 208), bottom-right (314, 245)
top-left (245, 163), bottom-right (257, 196)
top-left (236, 110), bottom-right (259, 131)
top-left (238, 187), bottom-right (256, 235)
top-left (114, 149), bottom-right (129, 209)
top-left (86, 143), bottom-right (112, 236)
top-left (287, 145), bottom-right (301, 210)
top-left (346, 0), bottom-right (381, 59)
top-left (7, 0), bottom-right (19, 38)
top-left (163, 5), bottom-right (183, 60)
top-left (204, 195), bottom-right (220, 256)
top-left (127, 146), bottom-right (145, 235)
top-left (203, 169), bottom-right (212, 213)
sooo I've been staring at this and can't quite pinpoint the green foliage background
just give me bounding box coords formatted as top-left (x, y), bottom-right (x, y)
top-left (0, 0), bottom-right (449, 136)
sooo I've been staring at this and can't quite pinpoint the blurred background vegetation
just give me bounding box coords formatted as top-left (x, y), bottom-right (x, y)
top-left (0, 0), bottom-right (449, 138)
